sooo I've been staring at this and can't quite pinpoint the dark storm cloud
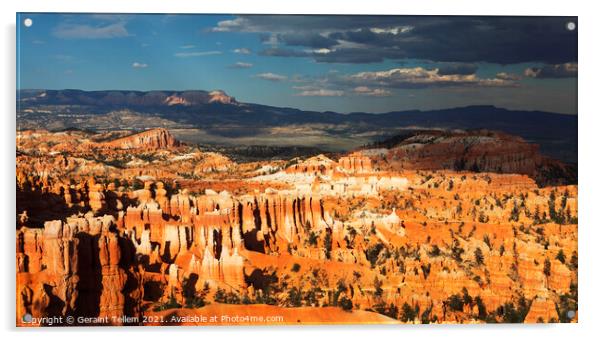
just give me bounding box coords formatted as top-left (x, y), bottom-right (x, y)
top-left (312, 48), bottom-right (396, 64)
top-left (259, 48), bottom-right (311, 58)
top-left (212, 15), bottom-right (410, 33)
top-left (213, 16), bottom-right (577, 65)
top-left (261, 46), bottom-right (405, 64)
top-left (524, 63), bottom-right (578, 78)
top-left (436, 63), bottom-right (479, 76)
top-left (278, 32), bottom-right (338, 49)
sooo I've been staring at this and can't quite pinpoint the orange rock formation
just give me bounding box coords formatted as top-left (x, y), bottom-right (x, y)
top-left (15, 129), bottom-right (578, 326)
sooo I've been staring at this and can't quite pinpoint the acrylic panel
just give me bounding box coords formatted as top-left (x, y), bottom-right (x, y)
top-left (16, 13), bottom-right (578, 326)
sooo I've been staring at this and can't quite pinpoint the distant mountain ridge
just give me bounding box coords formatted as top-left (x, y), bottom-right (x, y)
top-left (17, 89), bottom-right (577, 163)
top-left (19, 89), bottom-right (237, 107)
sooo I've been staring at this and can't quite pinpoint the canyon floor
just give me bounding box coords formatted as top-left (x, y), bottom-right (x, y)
top-left (16, 128), bottom-right (578, 326)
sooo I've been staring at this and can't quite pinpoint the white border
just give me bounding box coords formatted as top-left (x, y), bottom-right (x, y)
top-left (2, 1), bottom-right (600, 340)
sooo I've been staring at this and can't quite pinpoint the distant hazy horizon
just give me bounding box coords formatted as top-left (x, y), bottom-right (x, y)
top-left (16, 87), bottom-right (577, 116)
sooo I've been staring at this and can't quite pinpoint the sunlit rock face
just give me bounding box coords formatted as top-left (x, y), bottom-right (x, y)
top-left (358, 130), bottom-right (576, 187)
top-left (338, 153), bottom-right (373, 173)
top-left (102, 128), bottom-right (181, 150)
top-left (16, 129), bottom-right (577, 325)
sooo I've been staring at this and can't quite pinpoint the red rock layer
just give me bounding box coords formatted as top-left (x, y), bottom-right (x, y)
top-left (102, 128), bottom-right (181, 150)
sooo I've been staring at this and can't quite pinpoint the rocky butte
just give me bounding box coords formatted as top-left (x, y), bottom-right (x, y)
top-left (16, 128), bottom-right (577, 326)
top-left (100, 128), bottom-right (182, 150)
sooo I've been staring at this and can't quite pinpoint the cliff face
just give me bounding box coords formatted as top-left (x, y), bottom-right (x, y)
top-left (17, 215), bottom-right (140, 325)
top-left (102, 128), bottom-right (181, 150)
top-left (16, 185), bottom-right (332, 324)
top-left (338, 153), bottom-right (373, 173)
top-left (360, 130), bottom-right (576, 186)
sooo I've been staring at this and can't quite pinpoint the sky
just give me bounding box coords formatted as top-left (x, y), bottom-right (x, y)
top-left (16, 14), bottom-right (578, 114)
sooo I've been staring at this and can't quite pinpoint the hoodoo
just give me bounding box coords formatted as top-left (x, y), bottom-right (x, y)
top-left (16, 128), bottom-right (578, 325)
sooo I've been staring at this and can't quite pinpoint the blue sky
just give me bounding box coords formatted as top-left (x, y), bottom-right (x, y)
top-left (17, 13), bottom-right (577, 114)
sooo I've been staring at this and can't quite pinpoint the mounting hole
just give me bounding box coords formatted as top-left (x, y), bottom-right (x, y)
top-left (567, 310), bottom-right (576, 319)
top-left (566, 21), bottom-right (576, 31)
top-left (23, 18), bottom-right (33, 27)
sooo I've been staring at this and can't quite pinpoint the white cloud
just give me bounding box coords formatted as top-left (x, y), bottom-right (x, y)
top-left (174, 51), bottom-right (222, 58)
top-left (524, 63), bottom-right (578, 78)
top-left (180, 44), bottom-right (196, 49)
top-left (345, 67), bottom-right (518, 88)
top-left (256, 72), bottom-right (288, 82)
top-left (368, 26), bottom-right (413, 35)
top-left (292, 85), bottom-right (319, 91)
top-left (495, 72), bottom-right (522, 81)
top-left (353, 86), bottom-right (392, 97)
top-left (211, 17), bottom-right (249, 32)
top-left (295, 89), bottom-right (344, 97)
top-left (233, 48), bottom-right (251, 54)
top-left (312, 48), bottom-right (332, 54)
top-left (53, 22), bottom-right (130, 39)
top-left (132, 62), bottom-right (148, 69)
top-left (230, 62), bottom-right (253, 69)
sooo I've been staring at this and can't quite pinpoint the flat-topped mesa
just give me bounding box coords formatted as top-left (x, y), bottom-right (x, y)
top-left (101, 128), bottom-right (181, 150)
top-left (163, 90), bottom-right (236, 106)
top-left (359, 129), bottom-right (576, 186)
top-left (363, 130), bottom-right (540, 172)
top-left (208, 90), bottom-right (236, 104)
top-left (163, 95), bottom-right (191, 106)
